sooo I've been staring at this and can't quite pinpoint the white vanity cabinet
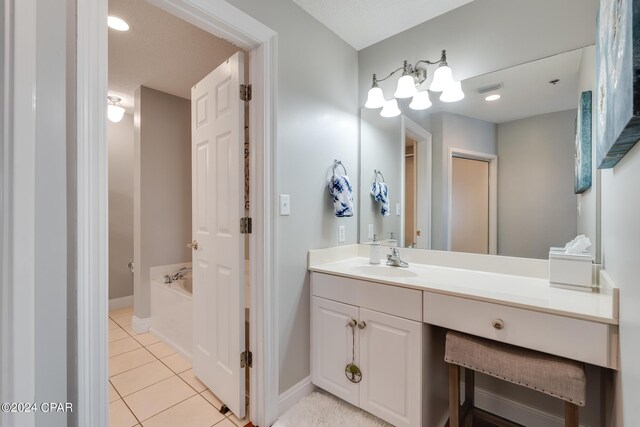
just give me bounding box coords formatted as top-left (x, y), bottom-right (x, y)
top-left (311, 272), bottom-right (431, 427)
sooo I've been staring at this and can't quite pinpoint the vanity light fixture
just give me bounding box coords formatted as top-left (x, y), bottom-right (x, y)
top-left (108, 16), bottom-right (130, 31)
top-left (380, 99), bottom-right (401, 118)
top-left (107, 96), bottom-right (126, 123)
top-left (365, 50), bottom-right (463, 117)
top-left (485, 94), bottom-right (501, 102)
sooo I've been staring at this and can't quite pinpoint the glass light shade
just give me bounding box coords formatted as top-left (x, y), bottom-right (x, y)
top-left (380, 99), bottom-right (401, 118)
top-left (394, 74), bottom-right (418, 98)
top-left (107, 16), bottom-right (130, 31)
top-left (108, 104), bottom-right (126, 123)
top-left (409, 91), bottom-right (432, 110)
top-left (429, 64), bottom-right (454, 92)
top-left (365, 86), bottom-right (386, 109)
top-left (440, 81), bottom-right (465, 103)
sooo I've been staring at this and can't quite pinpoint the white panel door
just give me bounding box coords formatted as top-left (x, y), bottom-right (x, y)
top-left (358, 308), bottom-right (422, 427)
top-left (191, 52), bottom-right (246, 417)
top-left (311, 297), bottom-right (360, 406)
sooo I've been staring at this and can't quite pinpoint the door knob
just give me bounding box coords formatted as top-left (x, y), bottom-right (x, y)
top-left (187, 240), bottom-right (199, 250)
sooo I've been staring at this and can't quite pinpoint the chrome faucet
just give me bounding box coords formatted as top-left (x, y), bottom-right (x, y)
top-left (386, 247), bottom-right (409, 268)
top-left (163, 267), bottom-right (192, 283)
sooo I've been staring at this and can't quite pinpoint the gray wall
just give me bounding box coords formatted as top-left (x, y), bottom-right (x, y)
top-left (357, 0), bottom-right (598, 107)
top-left (601, 130), bottom-right (640, 427)
top-left (133, 87), bottom-right (192, 319)
top-left (497, 110), bottom-right (578, 259)
top-left (108, 113), bottom-right (134, 300)
top-left (227, 0), bottom-right (360, 393)
top-left (431, 113), bottom-right (497, 250)
top-left (359, 109), bottom-right (403, 243)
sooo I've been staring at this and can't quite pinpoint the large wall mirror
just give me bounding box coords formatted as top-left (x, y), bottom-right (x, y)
top-left (359, 45), bottom-right (600, 261)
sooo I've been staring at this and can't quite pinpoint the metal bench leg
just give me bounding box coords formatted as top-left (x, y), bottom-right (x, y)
top-left (449, 364), bottom-right (460, 427)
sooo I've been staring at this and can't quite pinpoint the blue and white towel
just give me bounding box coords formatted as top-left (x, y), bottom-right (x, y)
top-left (370, 181), bottom-right (390, 216)
top-left (328, 174), bottom-right (354, 217)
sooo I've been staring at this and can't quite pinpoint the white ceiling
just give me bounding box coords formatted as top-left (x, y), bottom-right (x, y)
top-left (292, 0), bottom-right (475, 50)
top-left (423, 47), bottom-right (587, 124)
top-left (108, 0), bottom-right (243, 112)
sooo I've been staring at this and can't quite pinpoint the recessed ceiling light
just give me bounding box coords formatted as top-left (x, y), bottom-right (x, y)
top-left (485, 94), bottom-right (501, 102)
top-left (108, 16), bottom-right (130, 31)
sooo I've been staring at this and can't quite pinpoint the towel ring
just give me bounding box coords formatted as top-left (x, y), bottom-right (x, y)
top-left (373, 169), bottom-right (385, 183)
top-left (333, 159), bottom-right (348, 176)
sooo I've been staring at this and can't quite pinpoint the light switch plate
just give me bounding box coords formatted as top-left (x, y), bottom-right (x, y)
top-left (368, 224), bottom-right (374, 239)
top-left (396, 203), bottom-right (401, 216)
top-left (338, 225), bottom-right (346, 243)
top-left (280, 194), bottom-right (290, 216)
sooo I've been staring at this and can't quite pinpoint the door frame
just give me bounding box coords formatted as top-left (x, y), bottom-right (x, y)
top-left (76, 1), bottom-right (279, 426)
top-left (446, 147), bottom-right (498, 254)
top-left (401, 116), bottom-right (432, 249)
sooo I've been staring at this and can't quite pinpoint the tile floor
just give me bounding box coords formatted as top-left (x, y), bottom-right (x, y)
top-left (108, 306), bottom-right (250, 427)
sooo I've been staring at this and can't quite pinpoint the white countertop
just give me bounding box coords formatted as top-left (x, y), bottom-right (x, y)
top-left (309, 256), bottom-right (618, 325)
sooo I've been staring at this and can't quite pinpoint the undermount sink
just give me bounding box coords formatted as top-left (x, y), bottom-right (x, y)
top-left (350, 264), bottom-right (418, 278)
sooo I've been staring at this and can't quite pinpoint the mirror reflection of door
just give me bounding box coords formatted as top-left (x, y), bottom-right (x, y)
top-left (451, 157), bottom-right (489, 254)
top-left (405, 136), bottom-right (417, 247)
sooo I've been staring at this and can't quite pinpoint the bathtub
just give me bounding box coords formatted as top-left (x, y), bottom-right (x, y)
top-left (150, 268), bottom-right (193, 360)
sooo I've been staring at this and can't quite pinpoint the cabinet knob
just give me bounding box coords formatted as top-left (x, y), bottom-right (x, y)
top-left (187, 240), bottom-right (199, 250)
top-left (492, 318), bottom-right (504, 330)
top-left (346, 319), bottom-right (357, 328)
top-left (357, 321), bottom-right (366, 329)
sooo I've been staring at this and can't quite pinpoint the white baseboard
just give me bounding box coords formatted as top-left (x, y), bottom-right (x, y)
top-left (131, 315), bottom-right (151, 334)
top-left (475, 387), bottom-right (568, 427)
top-left (278, 376), bottom-right (316, 417)
top-left (108, 295), bottom-right (133, 311)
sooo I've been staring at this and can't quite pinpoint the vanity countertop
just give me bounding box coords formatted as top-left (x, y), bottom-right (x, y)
top-left (309, 252), bottom-right (618, 325)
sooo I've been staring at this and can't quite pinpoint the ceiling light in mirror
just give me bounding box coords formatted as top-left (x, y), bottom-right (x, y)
top-left (394, 75), bottom-right (418, 98)
top-left (365, 86), bottom-right (386, 109)
top-left (429, 63), bottom-right (454, 92)
top-left (108, 16), bottom-right (130, 31)
top-left (409, 91), bottom-right (432, 110)
top-left (440, 81), bottom-right (464, 103)
top-left (107, 96), bottom-right (126, 123)
top-left (380, 99), bottom-right (401, 117)
top-left (485, 94), bottom-right (501, 102)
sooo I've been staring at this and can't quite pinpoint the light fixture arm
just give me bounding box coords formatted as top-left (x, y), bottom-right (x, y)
top-left (373, 66), bottom-right (405, 84)
top-left (368, 50), bottom-right (449, 88)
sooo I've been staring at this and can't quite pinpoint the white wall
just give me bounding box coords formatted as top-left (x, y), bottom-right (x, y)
top-left (134, 87), bottom-right (192, 319)
top-left (227, 0), bottom-right (360, 393)
top-left (601, 131), bottom-right (640, 427)
top-left (431, 113), bottom-right (497, 250)
top-left (108, 113), bottom-right (134, 300)
top-left (497, 110), bottom-right (578, 259)
top-left (359, 109), bottom-right (403, 243)
top-left (576, 45), bottom-right (601, 262)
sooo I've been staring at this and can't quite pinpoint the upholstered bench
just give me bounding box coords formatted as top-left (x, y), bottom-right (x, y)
top-left (445, 330), bottom-right (586, 427)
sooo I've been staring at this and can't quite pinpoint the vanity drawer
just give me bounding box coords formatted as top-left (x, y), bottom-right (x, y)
top-left (311, 272), bottom-right (422, 322)
top-left (424, 292), bottom-right (617, 369)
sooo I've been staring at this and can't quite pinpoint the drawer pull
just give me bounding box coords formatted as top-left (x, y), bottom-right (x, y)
top-left (492, 319), bottom-right (504, 330)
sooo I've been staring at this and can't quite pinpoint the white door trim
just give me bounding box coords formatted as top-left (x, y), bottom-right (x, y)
top-left (446, 148), bottom-right (498, 255)
top-left (76, 1), bottom-right (279, 426)
top-left (1, 1), bottom-right (37, 426)
top-left (401, 116), bottom-right (432, 249)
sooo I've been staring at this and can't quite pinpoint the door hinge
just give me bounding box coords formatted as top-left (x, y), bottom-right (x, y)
top-left (240, 350), bottom-right (253, 368)
top-left (240, 84), bottom-right (252, 102)
top-left (240, 217), bottom-right (252, 234)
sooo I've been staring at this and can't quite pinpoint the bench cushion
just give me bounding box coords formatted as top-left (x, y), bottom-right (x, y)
top-left (445, 331), bottom-right (586, 406)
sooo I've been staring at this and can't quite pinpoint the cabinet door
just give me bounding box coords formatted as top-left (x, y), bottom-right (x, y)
top-left (359, 308), bottom-right (423, 427)
top-left (311, 296), bottom-right (360, 406)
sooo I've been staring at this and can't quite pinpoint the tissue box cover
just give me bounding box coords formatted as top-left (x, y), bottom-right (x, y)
top-left (549, 250), bottom-right (593, 288)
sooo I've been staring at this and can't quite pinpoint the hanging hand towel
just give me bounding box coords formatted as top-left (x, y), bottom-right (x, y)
top-left (328, 174), bottom-right (354, 217)
top-left (370, 181), bottom-right (390, 216)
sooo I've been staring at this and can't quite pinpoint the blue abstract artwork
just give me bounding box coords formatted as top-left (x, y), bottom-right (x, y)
top-left (596, 0), bottom-right (640, 168)
top-left (575, 91), bottom-right (593, 194)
